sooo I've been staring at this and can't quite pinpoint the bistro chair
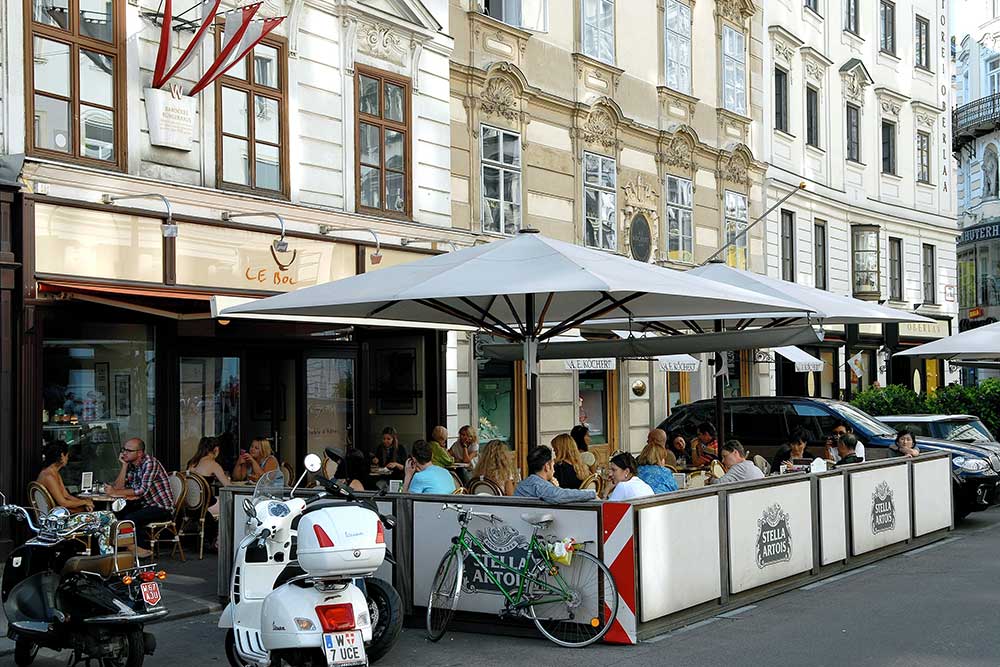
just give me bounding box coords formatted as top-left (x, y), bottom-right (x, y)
top-left (28, 481), bottom-right (90, 552)
top-left (147, 472), bottom-right (188, 561)
top-left (468, 476), bottom-right (503, 496)
top-left (579, 473), bottom-right (603, 497)
top-left (686, 470), bottom-right (709, 488)
top-left (177, 471), bottom-right (211, 560)
top-left (449, 471), bottom-right (466, 494)
top-left (280, 461), bottom-right (295, 486)
top-left (753, 455), bottom-right (771, 475)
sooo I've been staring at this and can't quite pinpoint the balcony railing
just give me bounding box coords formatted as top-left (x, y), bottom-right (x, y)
top-left (953, 94), bottom-right (1000, 155)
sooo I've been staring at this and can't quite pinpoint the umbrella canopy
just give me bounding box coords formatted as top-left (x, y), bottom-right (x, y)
top-left (893, 321), bottom-right (1000, 361)
top-left (222, 230), bottom-right (815, 341)
top-left (686, 263), bottom-right (933, 325)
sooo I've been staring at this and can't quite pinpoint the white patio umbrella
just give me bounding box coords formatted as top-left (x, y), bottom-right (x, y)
top-left (222, 230), bottom-right (816, 444)
top-left (893, 321), bottom-right (1000, 361)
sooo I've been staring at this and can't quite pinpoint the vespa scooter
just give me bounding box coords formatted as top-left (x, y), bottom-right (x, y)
top-left (220, 453), bottom-right (401, 667)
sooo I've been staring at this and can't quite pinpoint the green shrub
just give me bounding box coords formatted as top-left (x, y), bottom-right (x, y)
top-left (927, 378), bottom-right (1000, 439)
top-left (850, 385), bottom-right (927, 417)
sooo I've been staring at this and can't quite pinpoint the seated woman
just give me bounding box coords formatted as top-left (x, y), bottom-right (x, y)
top-left (450, 424), bottom-right (480, 467)
top-left (471, 440), bottom-right (518, 496)
top-left (770, 428), bottom-right (816, 473)
top-left (372, 426), bottom-right (407, 480)
top-left (37, 440), bottom-right (94, 514)
top-left (342, 449), bottom-right (372, 492)
top-left (637, 442), bottom-right (679, 494)
top-left (570, 424), bottom-right (597, 470)
top-left (232, 437), bottom-right (283, 485)
top-left (551, 433), bottom-right (590, 490)
top-left (668, 431), bottom-right (691, 468)
top-left (890, 429), bottom-right (920, 458)
top-left (186, 436), bottom-right (231, 519)
top-left (605, 452), bottom-right (654, 500)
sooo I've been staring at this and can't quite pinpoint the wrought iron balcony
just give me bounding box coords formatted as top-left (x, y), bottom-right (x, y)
top-left (953, 94), bottom-right (1000, 156)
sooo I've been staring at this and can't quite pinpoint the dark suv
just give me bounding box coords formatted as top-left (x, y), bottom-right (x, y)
top-left (659, 397), bottom-right (1000, 518)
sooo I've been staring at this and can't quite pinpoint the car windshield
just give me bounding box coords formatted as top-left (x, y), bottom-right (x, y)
top-left (829, 403), bottom-right (896, 437)
top-left (937, 420), bottom-right (995, 443)
top-left (252, 470), bottom-right (284, 502)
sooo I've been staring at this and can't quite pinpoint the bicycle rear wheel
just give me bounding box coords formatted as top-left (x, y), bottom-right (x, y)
top-left (528, 550), bottom-right (618, 648)
top-left (426, 548), bottom-right (464, 642)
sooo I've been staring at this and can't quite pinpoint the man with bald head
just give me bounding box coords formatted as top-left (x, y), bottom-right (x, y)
top-left (428, 425), bottom-right (455, 468)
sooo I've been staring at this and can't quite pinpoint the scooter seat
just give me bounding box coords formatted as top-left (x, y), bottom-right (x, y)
top-left (62, 552), bottom-right (135, 578)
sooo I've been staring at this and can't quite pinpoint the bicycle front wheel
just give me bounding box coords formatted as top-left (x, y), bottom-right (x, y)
top-left (426, 548), bottom-right (464, 642)
top-left (528, 550), bottom-right (618, 648)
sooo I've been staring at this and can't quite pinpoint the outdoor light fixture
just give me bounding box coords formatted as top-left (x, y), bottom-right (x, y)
top-left (318, 225), bottom-right (383, 265)
top-left (222, 210), bottom-right (292, 255)
top-left (102, 192), bottom-right (176, 238)
top-left (400, 237), bottom-right (458, 252)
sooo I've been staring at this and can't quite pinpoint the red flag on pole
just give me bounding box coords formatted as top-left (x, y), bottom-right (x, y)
top-left (153, 0), bottom-right (222, 89)
top-left (187, 3), bottom-right (262, 96)
top-left (193, 17), bottom-right (285, 92)
top-left (151, 0), bottom-right (174, 88)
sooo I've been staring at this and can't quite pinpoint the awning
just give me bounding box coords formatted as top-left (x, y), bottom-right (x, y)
top-left (213, 296), bottom-right (476, 331)
top-left (774, 346), bottom-right (824, 373)
top-left (38, 280), bottom-right (213, 319)
top-left (656, 354), bottom-right (701, 373)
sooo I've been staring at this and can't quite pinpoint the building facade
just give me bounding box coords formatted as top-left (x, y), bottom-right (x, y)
top-left (0, 0), bottom-right (468, 554)
top-left (447, 0), bottom-right (771, 458)
top-left (762, 0), bottom-right (958, 400)
top-left (953, 8), bottom-right (1000, 382)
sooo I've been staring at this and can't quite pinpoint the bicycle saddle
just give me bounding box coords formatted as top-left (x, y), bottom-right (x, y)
top-left (520, 512), bottom-right (554, 526)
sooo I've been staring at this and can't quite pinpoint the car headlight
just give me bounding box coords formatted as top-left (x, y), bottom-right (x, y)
top-left (953, 456), bottom-right (990, 473)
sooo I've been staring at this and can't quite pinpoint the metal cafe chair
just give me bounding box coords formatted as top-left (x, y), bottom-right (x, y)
top-left (147, 472), bottom-right (188, 561)
top-left (177, 471), bottom-right (212, 559)
top-left (467, 476), bottom-right (503, 496)
top-left (28, 481), bottom-right (90, 552)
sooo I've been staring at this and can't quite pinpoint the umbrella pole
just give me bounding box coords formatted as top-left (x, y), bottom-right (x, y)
top-left (714, 320), bottom-right (726, 447)
top-left (524, 294), bottom-right (539, 449)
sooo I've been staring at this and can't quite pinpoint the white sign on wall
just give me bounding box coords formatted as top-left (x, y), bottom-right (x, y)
top-left (849, 466), bottom-right (911, 556)
top-left (564, 358), bottom-right (616, 371)
top-left (145, 87), bottom-right (197, 151)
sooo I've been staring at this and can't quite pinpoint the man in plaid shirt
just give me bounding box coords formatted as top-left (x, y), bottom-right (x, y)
top-left (108, 438), bottom-right (174, 554)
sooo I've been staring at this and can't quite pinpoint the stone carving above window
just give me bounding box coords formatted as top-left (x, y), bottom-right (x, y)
top-left (659, 132), bottom-right (695, 172)
top-left (480, 77), bottom-right (519, 122)
top-left (839, 58), bottom-right (874, 106)
top-left (774, 40), bottom-right (794, 65)
top-left (716, 0), bottom-right (756, 25)
top-left (717, 146), bottom-right (752, 186)
top-left (581, 106), bottom-right (618, 150)
top-left (358, 22), bottom-right (408, 66)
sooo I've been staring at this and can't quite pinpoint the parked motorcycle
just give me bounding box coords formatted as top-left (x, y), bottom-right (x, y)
top-left (0, 492), bottom-right (168, 667)
top-left (220, 453), bottom-right (402, 667)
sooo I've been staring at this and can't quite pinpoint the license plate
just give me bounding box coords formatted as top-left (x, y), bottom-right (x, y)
top-left (323, 631), bottom-right (366, 666)
top-left (140, 581), bottom-right (161, 606)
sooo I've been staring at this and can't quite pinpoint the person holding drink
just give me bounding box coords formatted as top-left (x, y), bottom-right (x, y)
top-left (231, 437), bottom-right (283, 485)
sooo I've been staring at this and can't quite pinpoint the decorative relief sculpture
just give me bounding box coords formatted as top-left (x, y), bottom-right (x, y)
top-left (359, 22), bottom-right (406, 66)
top-left (774, 40), bottom-right (794, 64)
top-left (581, 107), bottom-right (617, 150)
top-left (480, 77), bottom-right (519, 121)
top-left (661, 135), bottom-right (694, 171)
top-left (842, 70), bottom-right (869, 104)
top-left (804, 60), bottom-right (824, 82)
top-left (718, 150), bottom-right (749, 186)
top-left (879, 98), bottom-right (902, 117)
top-left (984, 148), bottom-right (999, 199)
top-left (716, 0), bottom-right (755, 24)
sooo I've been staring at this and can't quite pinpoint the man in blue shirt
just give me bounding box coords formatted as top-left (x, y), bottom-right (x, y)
top-left (403, 439), bottom-right (457, 494)
top-left (515, 446), bottom-right (597, 503)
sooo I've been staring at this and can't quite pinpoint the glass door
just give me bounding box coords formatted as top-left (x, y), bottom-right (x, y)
top-left (179, 356), bottom-right (241, 471)
top-left (305, 356), bottom-right (355, 460)
top-left (246, 357), bottom-right (297, 473)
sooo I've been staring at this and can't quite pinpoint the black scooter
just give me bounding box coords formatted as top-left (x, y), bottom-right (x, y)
top-left (1, 492), bottom-right (168, 666)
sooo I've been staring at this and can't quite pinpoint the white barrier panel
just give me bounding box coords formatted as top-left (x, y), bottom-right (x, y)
top-left (849, 466), bottom-right (911, 556)
top-left (411, 501), bottom-right (599, 614)
top-left (819, 476), bottom-right (847, 566)
top-left (727, 481), bottom-right (813, 594)
top-left (913, 458), bottom-right (953, 536)
top-left (638, 496), bottom-right (721, 622)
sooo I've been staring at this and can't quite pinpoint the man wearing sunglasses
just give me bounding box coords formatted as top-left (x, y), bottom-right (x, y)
top-left (106, 438), bottom-right (173, 556)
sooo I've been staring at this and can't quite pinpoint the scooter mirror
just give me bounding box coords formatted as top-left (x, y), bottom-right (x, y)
top-left (111, 498), bottom-right (126, 513)
top-left (243, 497), bottom-right (256, 518)
top-left (304, 453), bottom-right (323, 474)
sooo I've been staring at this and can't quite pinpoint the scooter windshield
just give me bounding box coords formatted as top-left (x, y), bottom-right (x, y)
top-left (252, 470), bottom-right (284, 501)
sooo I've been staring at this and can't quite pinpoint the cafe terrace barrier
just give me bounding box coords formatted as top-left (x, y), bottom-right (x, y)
top-left (218, 452), bottom-right (952, 644)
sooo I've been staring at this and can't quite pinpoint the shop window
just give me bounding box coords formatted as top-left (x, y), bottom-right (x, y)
top-left (306, 357), bottom-right (355, 461)
top-left (724, 190), bottom-right (749, 269)
top-left (216, 36), bottom-right (288, 195)
top-left (584, 152), bottom-right (617, 250)
top-left (481, 125), bottom-right (521, 235)
top-left (578, 371), bottom-right (609, 444)
top-left (478, 360), bottom-right (515, 443)
top-left (666, 174), bottom-right (693, 262)
top-left (665, 371), bottom-right (689, 415)
top-left (958, 247), bottom-right (976, 309)
top-left (356, 66), bottom-right (411, 218)
top-left (582, 0), bottom-right (614, 64)
top-left (180, 357), bottom-right (240, 471)
top-left (43, 321), bottom-right (155, 492)
top-left (25, 0), bottom-right (125, 168)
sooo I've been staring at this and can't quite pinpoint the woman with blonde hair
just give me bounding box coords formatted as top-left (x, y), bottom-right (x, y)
top-left (637, 442), bottom-right (678, 494)
top-left (232, 436), bottom-right (283, 485)
top-left (471, 440), bottom-right (518, 496)
top-left (450, 424), bottom-right (480, 466)
top-left (551, 433), bottom-right (589, 490)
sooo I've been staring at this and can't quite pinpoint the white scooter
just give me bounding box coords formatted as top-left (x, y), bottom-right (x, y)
top-left (220, 453), bottom-right (401, 667)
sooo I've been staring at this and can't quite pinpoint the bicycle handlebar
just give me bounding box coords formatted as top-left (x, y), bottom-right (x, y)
top-left (440, 503), bottom-right (500, 524)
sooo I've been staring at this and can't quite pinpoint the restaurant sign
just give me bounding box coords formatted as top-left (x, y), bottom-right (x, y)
top-left (755, 504), bottom-right (792, 569)
top-left (871, 481), bottom-right (896, 534)
top-left (463, 524), bottom-right (530, 594)
top-left (564, 358), bottom-right (616, 371)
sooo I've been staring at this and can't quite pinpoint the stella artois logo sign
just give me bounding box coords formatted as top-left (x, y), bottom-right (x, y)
top-left (464, 524), bottom-right (530, 594)
top-left (146, 0), bottom-right (285, 150)
top-left (755, 503), bottom-right (792, 569)
top-left (871, 481), bottom-right (896, 534)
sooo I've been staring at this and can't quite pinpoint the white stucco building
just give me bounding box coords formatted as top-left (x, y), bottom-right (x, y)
top-left (761, 0), bottom-right (958, 400)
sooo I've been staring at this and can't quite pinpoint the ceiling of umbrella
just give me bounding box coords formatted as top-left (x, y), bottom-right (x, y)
top-left (222, 230), bottom-right (817, 342)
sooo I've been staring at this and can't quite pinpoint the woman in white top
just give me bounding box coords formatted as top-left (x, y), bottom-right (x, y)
top-left (605, 452), bottom-right (654, 501)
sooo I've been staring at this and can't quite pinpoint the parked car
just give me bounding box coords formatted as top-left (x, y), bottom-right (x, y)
top-left (659, 397), bottom-right (1000, 519)
top-left (877, 414), bottom-right (997, 446)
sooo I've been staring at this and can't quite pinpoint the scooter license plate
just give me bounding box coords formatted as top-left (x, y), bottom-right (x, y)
top-left (323, 631), bottom-right (366, 666)
top-left (140, 582), bottom-right (161, 607)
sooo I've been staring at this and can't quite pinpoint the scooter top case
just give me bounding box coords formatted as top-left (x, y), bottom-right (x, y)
top-left (296, 506), bottom-right (386, 578)
top-left (260, 580), bottom-right (372, 650)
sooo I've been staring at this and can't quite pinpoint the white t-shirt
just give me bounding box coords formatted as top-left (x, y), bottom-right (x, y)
top-left (608, 476), bottom-right (654, 501)
top-left (828, 442), bottom-right (866, 462)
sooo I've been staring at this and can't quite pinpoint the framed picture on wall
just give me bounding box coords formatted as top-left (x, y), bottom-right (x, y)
top-left (94, 362), bottom-right (110, 419)
top-left (372, 348), bottom-right (418, 415)
top-left (114, 374), bottom-right (131, 417)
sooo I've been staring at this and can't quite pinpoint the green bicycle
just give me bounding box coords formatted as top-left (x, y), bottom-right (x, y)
top-left (426, 503), bottom-right (618, 648)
